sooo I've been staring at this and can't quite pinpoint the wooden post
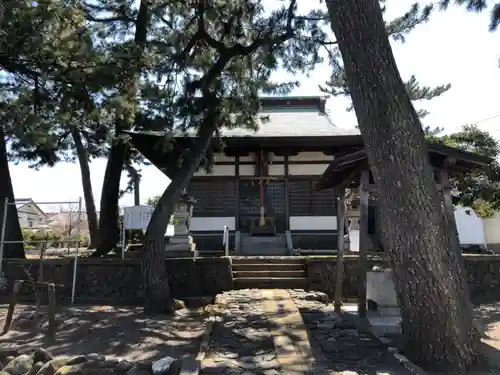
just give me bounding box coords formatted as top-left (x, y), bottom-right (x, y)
top-left (334, 186), bottom-right (346, 313)
top-left (358, 170), bottom-right (370, 318)
top-left (3, 280), bottom-right (22, 334)
top-left (34, 242), bottom-right (47, 330)
top-left (47, 283), bottom-right (56, 338)
top-left (439, 169), bottom-right (464, 261)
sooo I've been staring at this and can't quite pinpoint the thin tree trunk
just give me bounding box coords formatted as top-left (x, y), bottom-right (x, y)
top-left (325, 1), bottom-right (478, 373)
top-left (93, 139), bottom-right (129, 256)
top-left (126, 164), bottom-right (140, 206)
top-left (141, 119), bottom-right (218, 314)
top-left (0, 125), bottom-right (24, 258)
top-left (92, 0), bottom-right (150, 257)
top-left (71, 128), bottom-right (99, 248)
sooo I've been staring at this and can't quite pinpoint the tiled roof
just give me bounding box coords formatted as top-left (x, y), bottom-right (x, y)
top-left (220, 110), bottom-right (359, 138)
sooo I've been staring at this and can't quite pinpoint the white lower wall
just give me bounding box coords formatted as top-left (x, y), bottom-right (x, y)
top-left (484, 213), bottom-right (500, 244)
top-left (289, 216), bottom-right (337, 231)
top-left (191, 217), bottom-right (236, 231)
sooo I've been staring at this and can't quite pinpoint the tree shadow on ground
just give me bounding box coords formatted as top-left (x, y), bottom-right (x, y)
top-left (296, 303), bottom-right (409, 375)
top-left (200, 292), bottom-right (410, 375)
top-left (0, 304), bottom-right (207, 362)
top-left (475, 302), bottom-right (500, 329)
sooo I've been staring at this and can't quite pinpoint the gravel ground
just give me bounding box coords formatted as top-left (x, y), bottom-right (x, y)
top-left (289, 289), bottom-right (414, 375)
top-left (0, 304), bottom-right (206, 362)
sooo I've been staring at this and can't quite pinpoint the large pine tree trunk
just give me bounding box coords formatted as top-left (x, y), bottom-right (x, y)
top-left (325, 1), bottom-right (478, 373)
top-left (93, 138), bottom-right (129, 256)
top-left (71, 128), bottom-right (99, 248)
top-left (0, 125), bottom-right (24, 259)
top-left (141, 120), bottom-right (217, 313)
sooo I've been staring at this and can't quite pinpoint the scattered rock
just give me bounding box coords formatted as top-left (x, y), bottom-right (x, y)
top-left (151, 357), bottom-right (176, 375)
top-left (83, 359), bottom-right (118, 370)
top-left (173, 299), bottom-right (185, 310)
top-left (3, 354), bottom-right (35, 375)
top-left (29, 362), bottom-right (43, 375)
top-left (53, 364), bottom-right (84, 375)
top-left (134, 361), bottom-right (152, 371)
top-left (36, 356), bottom-right (71, 375)
top-left (64, 357), bottom-right (85, 367)
top-left (82, 355), bottom-right (103, 363)
top-left (32, 349), bottom-right (52, 364)
top-left (3, 357), bottom-right (15, 367)
top-left (0, 348), bottom-right (20, 363)
top-left (114, 361), bottom-right (133, 374)
top-left (124, 366), bottom-right (150, 375)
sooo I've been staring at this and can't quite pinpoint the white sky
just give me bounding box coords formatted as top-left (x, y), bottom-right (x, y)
top-left (8, 0), bottom-right (500, 209)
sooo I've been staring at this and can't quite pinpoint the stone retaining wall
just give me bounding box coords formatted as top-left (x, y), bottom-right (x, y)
top-left (0, 257), bottom-right (233, 304)
top-left (306, 254), bottom-right (500, 305)
top-left (2, 254), bottom-right (500, 305)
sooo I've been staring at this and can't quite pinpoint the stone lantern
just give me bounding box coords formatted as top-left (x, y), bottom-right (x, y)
top-left (165, 190), bottom-right (197, 257)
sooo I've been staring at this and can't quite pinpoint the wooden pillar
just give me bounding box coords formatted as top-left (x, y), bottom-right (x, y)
top-left (235, 155), bottom-right (240, 230)
top-left (334, 186), bottom-right (346, 313)
top-left (284, 154), bottom-right (290, 230)
top-left (358, 170), bottom-right (370, 318)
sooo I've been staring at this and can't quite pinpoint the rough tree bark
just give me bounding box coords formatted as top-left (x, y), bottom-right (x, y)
top-left (0, 125), bottom-right (24, 258)
top-left (71, 128), bottom-right (99, 248)
top-left (92, 0), bottom-right (150, 257)
top-left (325, 0), bottom-right (478, 373)
top-left (141, 116), bottom-right (218, 314)
top-left (93, 139), bottom-right (129, 255)
top-left (126, 164), bottom-right (141, 206)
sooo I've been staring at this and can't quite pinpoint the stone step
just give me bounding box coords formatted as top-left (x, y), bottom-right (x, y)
top-left (231, 256), bottom-right (304, 265)
top-left (240, 249), bottom-right (289, 256)
top-left (233, 277), bottom-right (308, 290)
top-left (233, 270), bottom-right (306, 278)
top-left (299, 250), bottom-right (338, 256)
top-left (232, 263), bottom-right (305, 271)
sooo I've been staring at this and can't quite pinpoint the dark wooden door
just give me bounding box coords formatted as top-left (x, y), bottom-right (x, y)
top-left (239, 180), bottom-right (286, 232)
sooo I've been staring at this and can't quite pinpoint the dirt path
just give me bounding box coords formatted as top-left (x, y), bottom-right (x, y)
top-left (202, 289), bottom-right (413, 375)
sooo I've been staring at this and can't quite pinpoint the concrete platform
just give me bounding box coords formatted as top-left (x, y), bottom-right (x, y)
top-left (343, 303), bottom-right (402, 335)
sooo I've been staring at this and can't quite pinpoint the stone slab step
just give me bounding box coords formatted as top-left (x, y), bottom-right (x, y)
top-left (232, 263), bottom-right (305, 271)
top-left (231, 256), bottom-right (304, 265)
top-left (299, 250), bottom-right (338, 256)
top-left (233, 270), bottom-right (306, 278)
top-left (240, 249), bottom-right (289, 256)
top-left (233, 277), bottom-right (308, 289)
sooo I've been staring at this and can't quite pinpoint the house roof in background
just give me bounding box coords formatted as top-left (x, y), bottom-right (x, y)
top-left (14, 198), bottom-right (46, 216)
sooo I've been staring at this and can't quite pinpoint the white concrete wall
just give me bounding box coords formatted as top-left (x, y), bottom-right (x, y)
top-left (190, 217), bottom-right (236, 231)
top-left (194, 165), bottom-right (235, 176)
top-left (193, 151), bottom-right (334, 177)
top-left (288, 164), bottom-right (330, 176)
top-left (239, 165), bottom-right (255, 176)
top-left (484, 212), bottom-right (500, 244)
top-left (269, 164), bottom-right (285, 176)
top-left (288, 152), bottom-right (334, 162)
top-left (289, 216), bottom-right (337, 231)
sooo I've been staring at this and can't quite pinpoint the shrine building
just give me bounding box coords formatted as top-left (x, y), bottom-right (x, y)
top-left (128, 96), bottom-right (489, 256)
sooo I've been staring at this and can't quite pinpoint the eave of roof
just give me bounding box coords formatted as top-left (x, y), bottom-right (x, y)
top-left (316, 143), bottom-right (492, 191)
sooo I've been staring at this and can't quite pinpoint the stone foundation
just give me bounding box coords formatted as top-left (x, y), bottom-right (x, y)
top-left (0, 257), bottom-right (233, 305)
top-left (2, 254), bottom-right (500, 306)
top-left (306, 254), bottom-right (500, 305)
